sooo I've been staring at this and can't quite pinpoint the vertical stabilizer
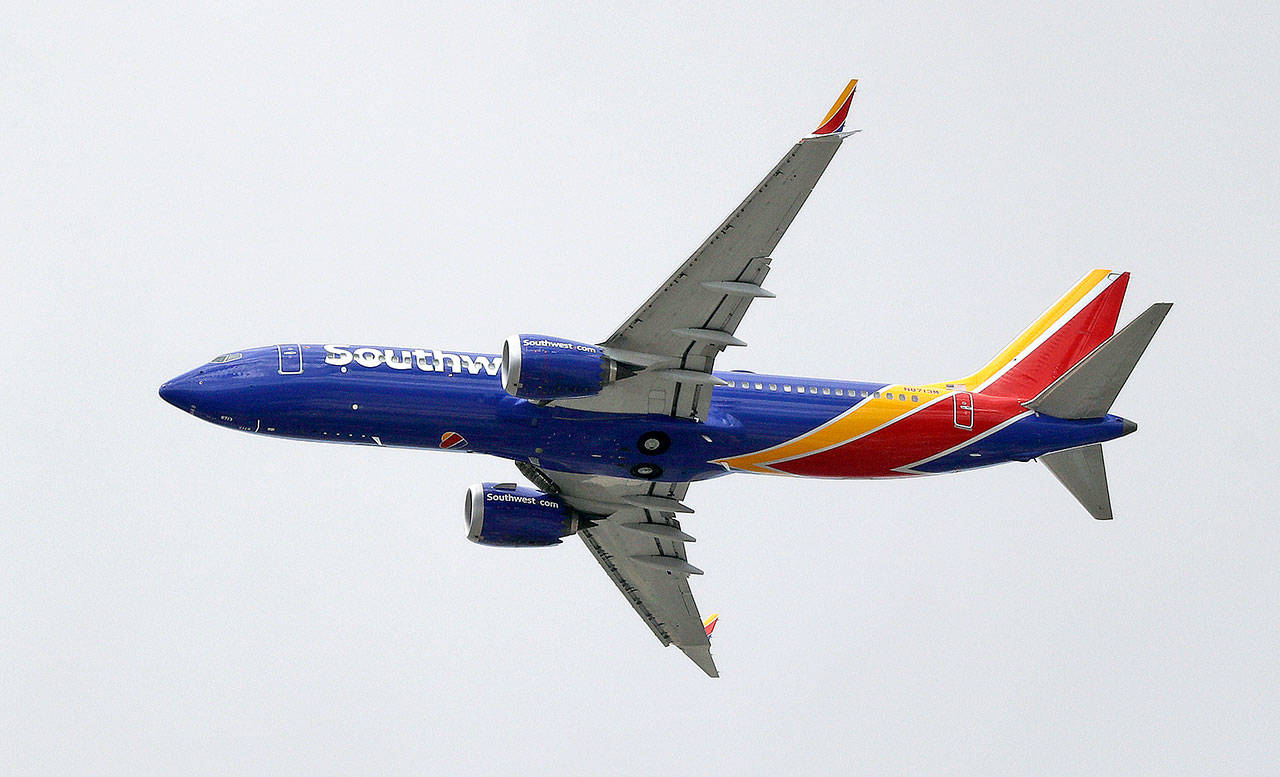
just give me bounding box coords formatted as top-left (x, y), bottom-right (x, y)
top-left (956, 270), bottom-right (1130, 399)
top-left (1041, 444), bottom-right (1113, 520)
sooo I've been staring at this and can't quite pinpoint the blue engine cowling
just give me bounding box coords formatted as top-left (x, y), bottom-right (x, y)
top-left (464, 483), bottom-right (580, 547)
top-left (501, 334), bottom-right (617, 400)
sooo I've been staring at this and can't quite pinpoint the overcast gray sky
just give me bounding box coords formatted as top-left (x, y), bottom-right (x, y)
top-left (4, 2), bottom-right (1278, 775)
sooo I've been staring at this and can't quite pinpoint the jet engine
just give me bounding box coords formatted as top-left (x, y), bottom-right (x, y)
top-left (501, 334), bottom-right (633, 400)
top-left (464, 482), bottom-right (581, 547)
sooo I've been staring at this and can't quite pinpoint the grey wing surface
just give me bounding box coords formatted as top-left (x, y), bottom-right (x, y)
top-left (552, 132), bottom-right (851, 420)
top-left (520, 463), bottom-right (717, 677)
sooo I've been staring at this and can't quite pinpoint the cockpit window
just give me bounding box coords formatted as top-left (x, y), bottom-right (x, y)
top-left (209, 352), bottom-right (243, 364)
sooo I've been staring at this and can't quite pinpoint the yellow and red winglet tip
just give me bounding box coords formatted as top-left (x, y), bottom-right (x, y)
top-left (703, 613), bottom-right (719, 637)
top-left (813, 79), bottom-right (858, 135)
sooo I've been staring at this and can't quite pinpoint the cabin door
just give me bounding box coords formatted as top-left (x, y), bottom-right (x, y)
top-left (276, 344), bottom-right (303, 375)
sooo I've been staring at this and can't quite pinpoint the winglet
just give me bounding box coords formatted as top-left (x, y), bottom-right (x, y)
top-left (812, 79), bottom-right (858, 135)
top-left (703, 613), bottom-right (719, 637)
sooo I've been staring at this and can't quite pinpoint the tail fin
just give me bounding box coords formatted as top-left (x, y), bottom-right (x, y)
top-left (1041, 444), bottom-right (1113, 520)
top-left (955, 270), bottom-right (1130, 399)
top-left (1026, 303), bottom-right (1173, 419)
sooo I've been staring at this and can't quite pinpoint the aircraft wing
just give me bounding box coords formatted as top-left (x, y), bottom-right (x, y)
top-left (551, 80), bottom-right (858, 421)
top-left (517, 462), bottom-right (718, 677)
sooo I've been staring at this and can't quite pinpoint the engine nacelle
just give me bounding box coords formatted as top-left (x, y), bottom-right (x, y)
top-left (501, 334), bottom-right (617, 400)
top-left (464, 483), bottom-right (580, 547)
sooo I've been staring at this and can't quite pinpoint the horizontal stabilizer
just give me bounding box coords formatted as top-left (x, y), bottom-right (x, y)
top-left (1027, 303), bottom-right (1172, 419)
top-left (1041, 444), bottom-right (1113, 520)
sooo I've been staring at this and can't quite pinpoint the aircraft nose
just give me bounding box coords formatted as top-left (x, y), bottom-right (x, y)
top-left (159, 373), bottom-right (201, 410)
top-left (160, 348), bottom-right (278, 421)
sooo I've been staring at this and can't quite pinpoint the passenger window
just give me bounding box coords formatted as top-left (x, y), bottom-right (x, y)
top-left (768, 384), bottom-right (777, 391)
top-left (783, 385), bottom-right (791, 392)
top-left (754, 382), bottom-right (763, 390)
top-left (873, 392), bottom-right (880, 398)
top-left (835, 389), bottom-right (843, 396)
top-left (861, 390), bottom-right (869, 397)
top-left (822, 388), bottom-right (830, 395)
top-left (911, 395), bottom-right (919, 402)
top-left (809, 387), bottom-right (817, 394)
top-left (899, 394), bottom-right (907, 401)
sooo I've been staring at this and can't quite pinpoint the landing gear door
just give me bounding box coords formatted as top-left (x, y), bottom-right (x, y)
top-left (277, 344), bottom-right (303, 375)
top-left (953, 391), bottom-right (974, 430)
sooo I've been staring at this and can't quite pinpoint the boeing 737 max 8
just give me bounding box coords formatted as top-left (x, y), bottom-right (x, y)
top-left (160, 81), bottom-right (1171, 676)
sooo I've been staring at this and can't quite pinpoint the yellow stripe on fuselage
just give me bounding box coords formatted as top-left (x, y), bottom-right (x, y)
top-left (953, 268), bottom-right (1113, 391)
top-left (716, 383), bottom-right (939, 473)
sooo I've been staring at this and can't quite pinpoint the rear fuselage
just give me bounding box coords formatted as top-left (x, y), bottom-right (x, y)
top-left (159, 344), bottom-right (1132, 483)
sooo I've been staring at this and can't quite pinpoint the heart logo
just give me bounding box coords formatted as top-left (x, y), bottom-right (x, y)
top-left (440, 431), bottom-right (468, 449)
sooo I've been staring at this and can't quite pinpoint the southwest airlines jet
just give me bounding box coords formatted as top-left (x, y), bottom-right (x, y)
top-left (160, 81), bottom-right (1171, 676)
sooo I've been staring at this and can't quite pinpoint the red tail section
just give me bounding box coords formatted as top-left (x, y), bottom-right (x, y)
top-left (956, 270), bottom-right (1130, 400)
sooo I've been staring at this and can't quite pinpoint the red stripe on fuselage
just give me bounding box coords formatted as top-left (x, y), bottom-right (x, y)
top-left (771, 394), bottom-right (1027, 477)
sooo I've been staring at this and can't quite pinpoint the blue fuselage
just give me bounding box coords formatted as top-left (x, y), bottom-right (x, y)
top-left (159, 344), bottom-right (1130, 482)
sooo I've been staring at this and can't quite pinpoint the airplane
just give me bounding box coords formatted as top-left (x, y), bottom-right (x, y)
top-left (159, 80), bottom-right (1171, 677)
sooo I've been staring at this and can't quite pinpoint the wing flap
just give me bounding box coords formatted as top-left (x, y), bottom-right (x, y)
top-left (527, 467), bottom-right (718, 676)
top-left (604, 135), bottom-right (844, 361)
top-left (552, 81), bottom-right (857, 419)
top-left (578, 518), bottom-right (708, 647)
